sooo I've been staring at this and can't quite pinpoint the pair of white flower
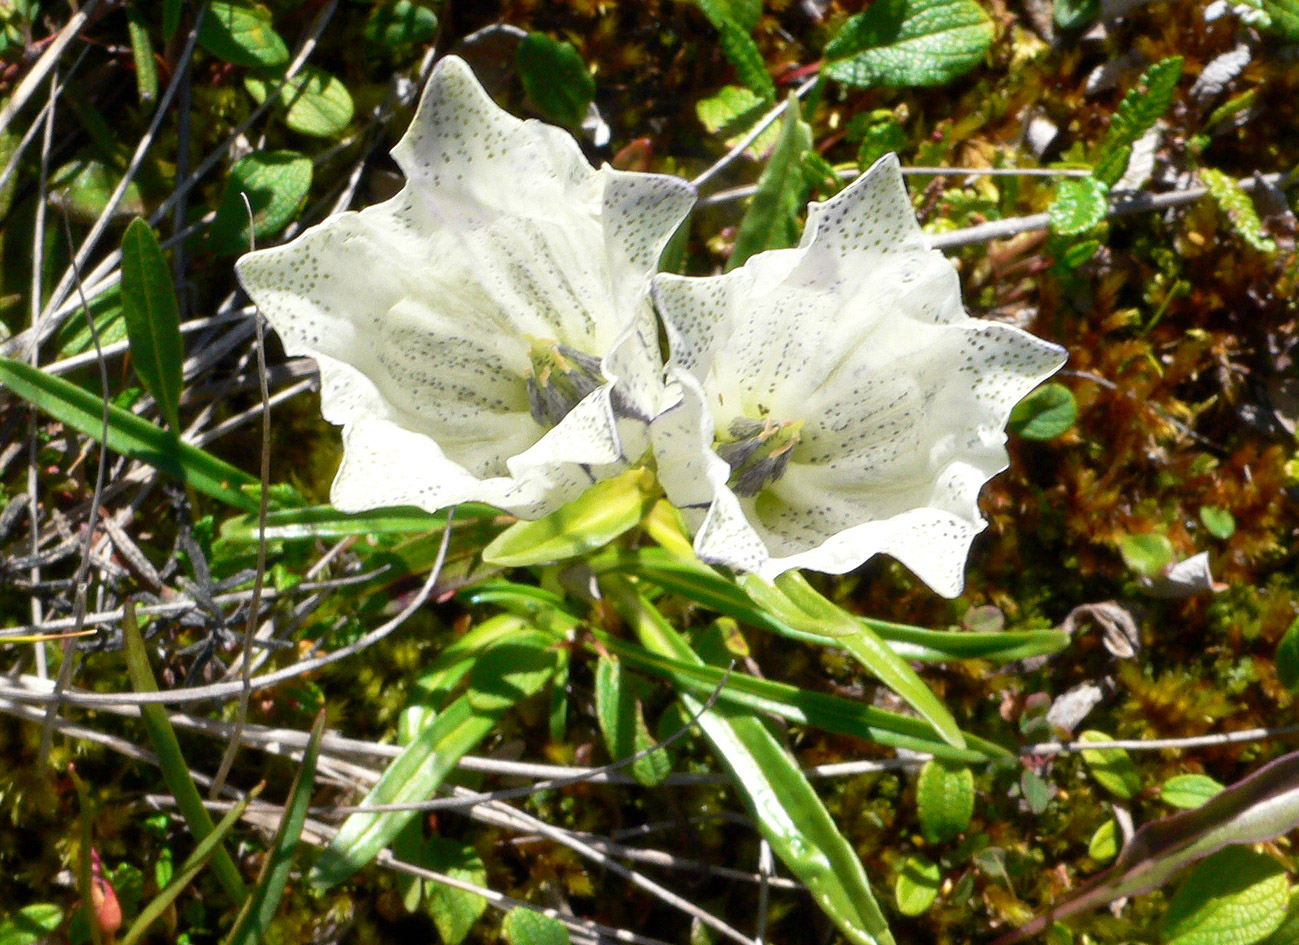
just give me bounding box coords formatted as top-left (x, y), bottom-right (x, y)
top-left (236, 56), bottom-right (1065, 598)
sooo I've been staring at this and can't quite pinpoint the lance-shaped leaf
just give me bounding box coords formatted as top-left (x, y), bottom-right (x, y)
top-left (120, 218), bottom-right (184, 434)
top-left (993, 748), bottom-right (1299, 945)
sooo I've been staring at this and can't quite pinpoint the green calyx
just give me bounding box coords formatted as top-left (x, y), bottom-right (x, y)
top-left (716, 415), bottom-right (803, 497)
top-left (524, 336), bottom-right (606, 428)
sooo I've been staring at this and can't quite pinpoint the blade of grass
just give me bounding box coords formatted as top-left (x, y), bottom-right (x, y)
top-left (120, 789), bottom-right (259, 945)
top-left (0, 358), bottom-right (258, 511)
top-left (224, 712), bottom-right (326, 945)
top-left (120, 218), bottom-right (183, 434)
top-left (122, 601), bottom-right (250, 904)
top-left (604, 576), bottom-right (896, 945)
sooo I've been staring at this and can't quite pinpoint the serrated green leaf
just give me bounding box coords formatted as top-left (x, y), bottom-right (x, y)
top-left (501, 908), bottom-right (571, 945)
top-left (246, 66), bottom-right (354, 138)
top-left (209, 150), bottom-right (312, 255)
top-left (1162, 774), bottom-right (1226, 810)
top-left (1201, 167), bottom-right (1278, 255)
top-left (917, 760), bottom-right (974, 843)
top-left (1009, 382), bottom-right (1077, 440)
top-left (1200, 506), bottom-right (1237, 540)
top-left (715, 17), bottom-right (775, 102)
top-left (696, 0), bottom-right (763, 31)
top-left (1088, 818), bottom-right (1119, 861)
top-left (696, 85), bottom-right (781, 155)
top-left (120, 218), bottom-right (184, 434)
top-left (0, 358), bottom-right (259, 511)
top-left (1094, 57), bottom-right (1182, 187)
top-left (1053, 0), bottom-right (1099, 29)
top-left (363, 0), bottom-right (438, 47)
top-left (1162, 847), bottom-right (1289, 945)
top-left (419, 838), bottom-right (488, 945)
top-left (895, 854), bottom-right (941, 916)
top-left (1079, 730), bottom-right (1143, 800)
top-left (516, 33), bottom-right (594, 128)
top-left (0, 905), bottom-right (63, 945)
top-left (483, 468), bottom-right (655, 566)
top-left (823, 0), bottom-right (993, 89)
top-left (198, 1), bottom-right (289, 68)
top-left (1118, 533), bottom-right (1176, 578)
top-left (1277, 617), bottom-right (1299, 692)
top-left (730, 94), bottom-right (812, 268)
top-left (1048, 175), bottom-right (1108, 236)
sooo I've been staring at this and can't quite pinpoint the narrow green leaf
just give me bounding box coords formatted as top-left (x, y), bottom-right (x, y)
top-left (916, 760), bottom-right (974, 844)
top-left (0, 905), bottom-right (63, 945)
top-left (1162, 848), bottom-right (1288, 945)
top-left (594, 656), bottom-right (671, 787)
top-left (120, 793), bottom-right (255, 945)
top-left (501, 908), bottom-right (571, 945)
top-left (1263, 0), bottom-right (1299, 37)
top-left (122, 603), bottom-right (249, 904)
top-left (224, 713), bottom-right (326, 945)
top-left (607, 578), bottom-right (896, 945)
top-left (311, 634), bottom-right (558, 889)
top-left (895, 854), bottom-right (941, 916)
top-left (695, 0), bottom-right (763, 31)
top-left (120, 218), bottom-right (183, 434)
top-left (729, 94), bottom-right (812, 268)
top-left (516, 33), bottom-right (595, 128)
top-left (1161, 774), bottom-right (1225, 810)
top-left (823, 0), bottom-right (993, 89)
top-left (1079, 730), bottom-right (1142, 800)
top-left (483, 468), bottom-right (655, 567)
top-left (126, 5), bottom-right (158, 104)
top-left (747, 572), bottom-right (966, 748)
top-left (1201, 167), bottom-right (1278, 255)
top-left (1048, 175), bottom-right (1108, 236)
top-left (198, 1), bottom-right (289, 68)
top-left (0, 358), bottom-right (259, 512)
top-left (209, 150), bottom-right (312, 256)
top-left (1009, 383), bottom-right (1077, 440)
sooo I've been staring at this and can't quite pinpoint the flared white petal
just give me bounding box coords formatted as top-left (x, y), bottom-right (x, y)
top-left (651, 154), bottom-right (1066, 596)
top-left (236, 55), bottom-right (694, 517)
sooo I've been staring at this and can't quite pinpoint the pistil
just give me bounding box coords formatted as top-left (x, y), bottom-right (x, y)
top-left (524, 336), bottom-right (606, 428)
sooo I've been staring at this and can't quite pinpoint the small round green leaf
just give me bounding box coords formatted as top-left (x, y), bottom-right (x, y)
top-left (209, 150), bottom-right (312, 255)
top-left (917, 760), bottom-right (974, 844)
top-left (1200, 506), bottom-right (1237, 539)
top-left (1008, 382), bottom-right (1077, 440)
top-left (501, 907), bottom-right (571, 945)
top-left (895, 853), bottom-right (941, 916)
top-left (516, 33), bottom-right (595, 128)
top-left (0, 904), bottom-right (63, 945)
top-left (198, 1), bottom-right (289, 68)
top-left (1079, 730), bottom-right (1142, 800)
top-left (1118, 533), bottom-right (1176, 578)
top-left (1276, 616), bottom-right (1299, 692)
top-left (419, 837), bottom-right (488, 945)
top-left (363, 0), bottom-right (438, 47)
top-left (246, 66), bottom-right (355, 138)
top-left (1160, 773), bottom-right (1225, 809)
top-left (1087, 818), bottom-right (1119, 862)
top-left (1161, 847), bottom-right (1288, 945)
top-left (1049, 175), bottom-right (1109, 236)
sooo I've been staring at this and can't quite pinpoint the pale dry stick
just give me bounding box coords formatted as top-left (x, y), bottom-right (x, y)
top-left (30, 12), bottom-right (205, 350)
top-left (0, 0), bottom-right (102, 137)
top-left (756, 838), bottom-right (775, 945)
top-left (209, 225), bottom-right (273, 798)
top-left (0, 512), bottom-right (455, 707)
top-left (1022, 725), bottom-right (1299, 755)
top-left (691, 75), bottom-right (820, 191)
top-left (38, 214), bottom-right (117, 765)
top-left (26, 70), bottom-right (60, 680)
top-left (697, 164), bottom-right (1094, 208)
top-left (189, 377), bottom-right (317, 448)
top-left (0, 48), bottom-right (90, 203)
top-left (928, 171), bottom-right (1286, 251)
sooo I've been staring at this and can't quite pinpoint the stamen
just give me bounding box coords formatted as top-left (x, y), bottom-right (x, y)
top-left (524, 336), bottom-right (607, 428)
top-left (716, 416), bottom-right (803, 496)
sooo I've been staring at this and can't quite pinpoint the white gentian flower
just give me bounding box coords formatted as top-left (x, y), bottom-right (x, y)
top-left (236, 56), bottom-right (694, 518)
top-left (651, 154), bottom-right (1067, 597)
